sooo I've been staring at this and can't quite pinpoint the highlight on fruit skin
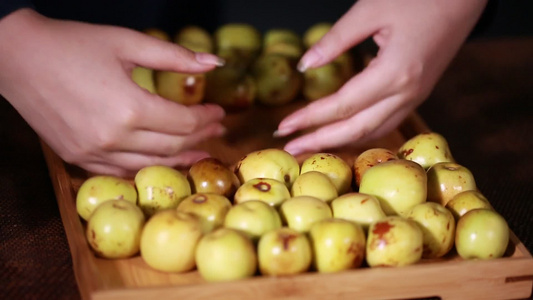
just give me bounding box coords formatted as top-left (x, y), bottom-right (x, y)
top-left (234, 148), bottom-right (300, 188)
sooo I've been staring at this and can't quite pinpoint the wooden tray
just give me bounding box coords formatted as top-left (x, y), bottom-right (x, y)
top-left (41, 102), bottom-right (533, 300)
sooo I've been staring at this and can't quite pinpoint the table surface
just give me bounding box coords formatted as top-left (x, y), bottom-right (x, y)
top-left (1, 37), bottom-right (532, 300)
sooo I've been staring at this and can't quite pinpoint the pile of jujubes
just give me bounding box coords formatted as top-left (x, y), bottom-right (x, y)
top-left (132, 23), bottom-right (357, 109)
top-left (77, 132), bottom-right (510, 282)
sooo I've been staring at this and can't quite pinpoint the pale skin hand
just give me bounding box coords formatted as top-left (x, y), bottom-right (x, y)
top-left (0, 9), bottom-right (226, 177)
top-left (276, 0), bottom-right (488, 155)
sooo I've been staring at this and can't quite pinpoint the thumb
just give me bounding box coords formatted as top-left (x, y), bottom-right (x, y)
top-left (298, 1), bottom-right (380, 72)
top-left (121, 30), bottom-right (224, 73)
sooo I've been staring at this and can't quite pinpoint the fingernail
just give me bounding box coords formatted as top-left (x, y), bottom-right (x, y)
top-left (273, 128), bottom-right (294, 138)
top-left (195, 52), bottom-right (225, 67)
top-left (297, 60), bottom-right (309, 73)
top-left (297, 47), bottom-right (321, 73)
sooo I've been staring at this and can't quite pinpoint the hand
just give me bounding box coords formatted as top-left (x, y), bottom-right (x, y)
top-left (0, 9), bottom-right (226, 177)
top-left (276, 0), bottom-right (488, 155)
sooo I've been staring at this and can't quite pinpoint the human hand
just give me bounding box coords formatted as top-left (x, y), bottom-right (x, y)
top-left (0, 9), bottom-right (226, 177)
top-left (276, 0), bottom-right (488, 155)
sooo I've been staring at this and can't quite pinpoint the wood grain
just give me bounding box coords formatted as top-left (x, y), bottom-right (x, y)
top-left (41, 101), bottom-right (533, 300)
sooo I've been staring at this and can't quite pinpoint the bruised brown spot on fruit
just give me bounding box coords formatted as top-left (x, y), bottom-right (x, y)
top-left (401, 148), bottom-right (414, 157)
top-left (166, 187), bottom-right (175, 198)
top-left (193, 194), bottom-right (208, 203)
top-left (435, 145), bottom-right (440, 149)
top-left (91, 229), bottom-right (96, 240)
top-left (280, 232), bottom-right (298, 250)
top-left (284, 174), bottom-right (290, 183)
top-left (361, 198), bottom-right (369, 204)
top-left (253, 181), bottom-right (272, 192)
top-left (446, 221), bottom-right (450, 230)
top-left (373, 221), bottom-right (393, 239)
top-left (183, 79), bottom-right (198, 96)
top-left (414, 246), bottom-right (422, 253)
top-left (112, 202), bottom-right (127, 210)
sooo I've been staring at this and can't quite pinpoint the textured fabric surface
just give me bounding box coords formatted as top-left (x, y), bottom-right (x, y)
top-left (0, 38), bottom-right (532, 300)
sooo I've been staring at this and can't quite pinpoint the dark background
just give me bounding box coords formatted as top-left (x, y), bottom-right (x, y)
top-left (30, 0), bottom-right (533, 38)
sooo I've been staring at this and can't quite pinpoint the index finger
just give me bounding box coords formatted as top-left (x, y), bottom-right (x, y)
top-left (134, 94), bottom-right (226, 135)
top-left (299, 1), bottom-right (381, 70)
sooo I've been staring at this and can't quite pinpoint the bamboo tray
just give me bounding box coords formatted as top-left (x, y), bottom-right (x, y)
top-left (41, 101), bottom-right (533, 300)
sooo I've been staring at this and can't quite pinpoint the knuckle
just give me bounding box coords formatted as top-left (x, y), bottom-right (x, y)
top-left (119, 104), bottom-right (143, 127)
top-left (391, 60), bottom-right (424, 92)
top-left (162, 140), bottom-right (184, 156)
top-left (180, 115), bottom-right (200, 133)
top-left (60, 144), bottom-right (90, 165)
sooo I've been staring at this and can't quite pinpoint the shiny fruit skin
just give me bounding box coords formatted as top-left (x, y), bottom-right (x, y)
top-left (223, 200), bottom-right (282, 242)
top-left (132, 67), bottom-right (156, 94)
top-left (235, 148), bottom-right (299, 188)
top-left (455, 208), bottom-right (509, 260)
top-left (279, 195), bottom-right (332, 233)
top-left (86, 199), bottom-right (145, 259)
top-left (135, 165), bottom-right (191, 217)
top-left (309, 218), bottom-right (366, 273)
top-left (366, 216), bottom-right (423, 267)
top-left (155, 72), bottom-right (206, 105)
top-left (331, 192), bottom-right (386, 231)
top-left (290, 170), bottom-right (338, 203)
top-left (359, 159), bottom-right (427, 217)
top-left (426, 162), bottom-right (477, 206)
top-left (140, 210), bottom-right (203, 273)
top-left (176, 193), bottom-right (232, 233)
top-left (188, 157), bottom-right (240, 198)
top-left (398, 132), bottom-right (454, 170)
top-left (234, 177), bottom-right (291, 207)
top-left (446, 190), bottom-right (492, 221)
top-left (406, 202), bottom-right (456, 259)
top-left (354, 148), bottom-right (398, 187)
top-left (76, 175), bottom-right (137, 221)
top-left (195, 228), bottom-right (257, 282)
top-left (300, 153), bottom-right (352, 195)
top-left (258, 227), bottom-right (312, 276)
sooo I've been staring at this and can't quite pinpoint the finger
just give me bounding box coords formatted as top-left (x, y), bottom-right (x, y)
top-left (115, 122), bottom-right (226, 156)
top-left (87, 150), bottom-right (211, 174)
top-left (283, 94), bottom-right (412, 155)
top-left (133, 97), bottom-right (226, 135)
top-left (119, 29), bottom-right (224, 73)
top-left (80, 162), bottom-right (133, 178)
top-left (276, 59), bottom-right (396, 137)
top-left (298, 1), bottom-right (382, 71)
top-left (81, 148), bottom-right (212, 177)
